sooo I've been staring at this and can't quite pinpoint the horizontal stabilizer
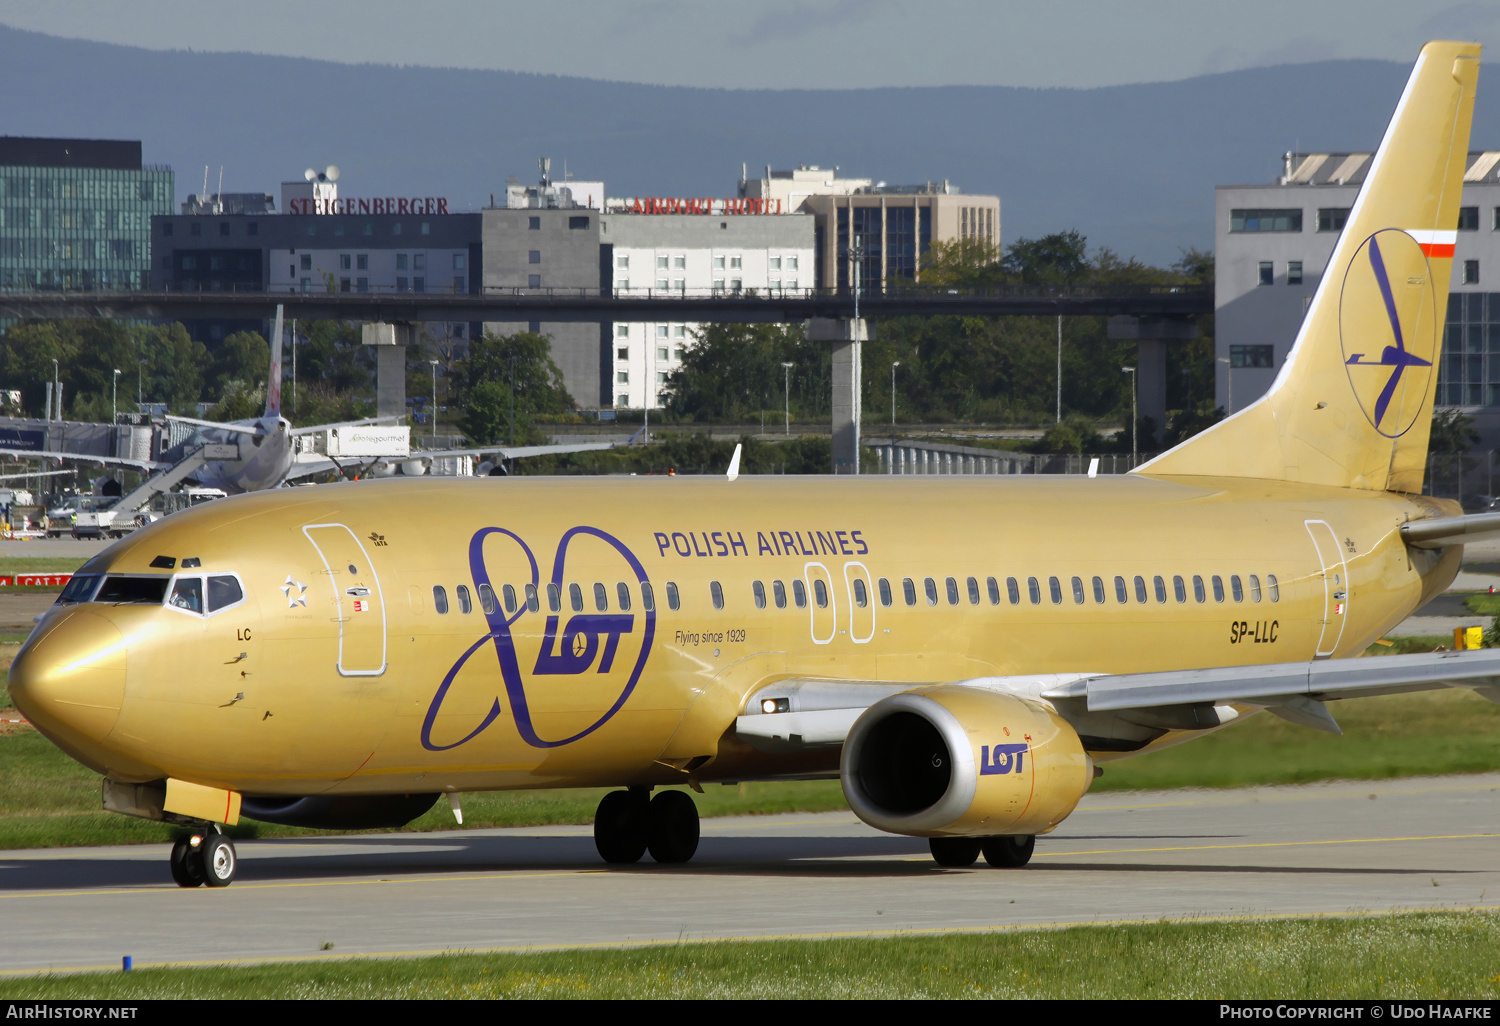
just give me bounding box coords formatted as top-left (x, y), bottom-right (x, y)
top-left (1401, 512), bottom-right (1500, 548)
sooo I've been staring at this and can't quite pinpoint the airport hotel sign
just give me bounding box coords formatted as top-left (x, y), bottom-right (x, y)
top-left (609, 197), bottom-right (786, 215)
top-left (288, 197), bottom-right (451, 215)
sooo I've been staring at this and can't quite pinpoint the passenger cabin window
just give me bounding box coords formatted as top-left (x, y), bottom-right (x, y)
top-left (925, 578), bottom-right (939, 606)
top-left (753, 580), bottom-right (767, 609)
top-left (1093, 576), bottom-right (1106, 604)
top-left (1071, 576), bottom-right (1085, 604)
top-left (853, 579), bottom-right (868, 608)
top-left (987, 577), bottom-right (1000, 605)
top-left (1249, 575), bottom-right (1262, 602)
top-left (594, 583), bottom-right (608, 611)
top-left (711, 581), bottom-right (725, 610)
top-left (1212, 576), bottom-right (1225, 602)
top-left (1028, 577), bottom-right (1041, 604)
top-left (1049, 577), bottom-right (1062, 604)
top-left (616, 583), bottom-right (632, 611)
top-left (814, 579), bottom-right (829, 608)
top-left (1193, 575), bottom-right (1206, 602)
top-left (1231, 575), bottom-right (1244, 602)
top-left (433, 585), bottom-right (449, 615)
top-left (879, 578), bottom-right (893, 607)
top-left (945, 577), bottom-right (959, 605)
top-left (525, 584), bottom-right (540, 613)
top-left (1115, 576), bottom-right (1128, 603)
top-left (547, 583), bottom-right (561, 612)
top-left (666, 581), bottom-right (681, 610)
top-left (570, 583), bottom-right (584, 612)
top-left (1135, 576), bottom-right (1148, 603)
top-left (1153, 576), bottom-right (1167, 603)
top-left (456, 585), bottom-right (473, 614)
top-left (479, 583), bottom-right (497, 614)
top-left (1173, 576), bottom-right (1187, 603)
top-left (967, 577), bottom-right (980, 605)
top-left (1267, 574), bottom-right (1280, 601)
top-left (641, 582), bottom-right (655, 611)
top-left (1007, 577), bottom-right (1020, 604)
top-left (774, 580), bottom-right (788, 608)
top-left (903, 578), bottom-right (917, 606)
top-left (793, 580), bottom-right (807, 608)
top-left (502, 584), bottom-right (517, 614)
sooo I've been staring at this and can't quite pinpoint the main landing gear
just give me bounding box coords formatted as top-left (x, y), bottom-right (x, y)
top-left (169, 828), bottom-right (238, 888)
top-left (928, 834), bottom-right (1036, 868)
top-left (593, 787), bottom-right (700, 865)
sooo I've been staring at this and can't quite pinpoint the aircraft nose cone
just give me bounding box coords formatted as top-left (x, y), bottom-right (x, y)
top-left (8, 611), bottom-right (127, 745)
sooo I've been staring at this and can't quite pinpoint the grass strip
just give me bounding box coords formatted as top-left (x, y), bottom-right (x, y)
top-left (2, 910), bottom-right (1498, 998)
top-left (0, 558), bottom-right (90, 575)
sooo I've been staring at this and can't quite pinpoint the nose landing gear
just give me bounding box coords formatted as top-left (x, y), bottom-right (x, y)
top-left (169, 829), bottom-right (238, 888)
top-left (593, 788), bottom-right (700, 865)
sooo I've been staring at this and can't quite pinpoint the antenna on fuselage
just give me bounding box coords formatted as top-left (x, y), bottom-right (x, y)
top-left (727, 443), bottom-right (742, 482)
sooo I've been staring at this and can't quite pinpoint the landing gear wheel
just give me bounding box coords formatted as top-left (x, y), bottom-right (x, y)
top-left (981, 834), bottom-right (1036, 868)
top-left (199, 833), bottom-right (237, 887)
top-left (594, 790), bottom-right (649, 864)
top-left (928, 837), bottom-right (982, 867)
top-left (646, 790), bottom-right (700, 864)
top-left (169, 836), bottom-right (205, 888)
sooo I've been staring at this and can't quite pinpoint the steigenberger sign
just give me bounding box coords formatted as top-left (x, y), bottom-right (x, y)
top-left (289, 197), bottom-right (450, 215)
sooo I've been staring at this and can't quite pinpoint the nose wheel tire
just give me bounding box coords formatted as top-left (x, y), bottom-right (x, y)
top-left (169, 837), bottom-right (206, 887)
top-left (980, 834), bottom-right (1036, 868)
top-left (200, 833), bottom-right (238, 886)
top-left (169, 832), bottom-right (238, 887)
top-left (928, 837), bottom-right (982, 867)
top-left (594, 789), bottom-right (649, 864)
top-left (646, 790), bottom-right (699, 864)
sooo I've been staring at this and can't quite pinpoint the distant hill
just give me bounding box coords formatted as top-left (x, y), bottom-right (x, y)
top-left (1, 26), bottom-right (1490, 266)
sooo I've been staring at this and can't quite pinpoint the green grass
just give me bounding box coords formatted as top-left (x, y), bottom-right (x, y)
top-left (1464, 594), bottom-right (1500, 615)
top-left (3, 911), bottom-right (1498, 998)
top-left (0, 557), bottom-right (90, 575)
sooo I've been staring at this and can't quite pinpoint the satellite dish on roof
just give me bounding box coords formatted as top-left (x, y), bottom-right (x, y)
top-left (325, 165), bottom-right (340, 182)
top-left (304, 168), bottom-right (317, 182)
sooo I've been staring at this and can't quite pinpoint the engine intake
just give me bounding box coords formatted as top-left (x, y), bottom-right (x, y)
top-left (841, 686), bottom-right (1092, 837)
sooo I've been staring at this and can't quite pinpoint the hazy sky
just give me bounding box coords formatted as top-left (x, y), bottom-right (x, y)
top-left (4, 0), bottom-right (1499, 89)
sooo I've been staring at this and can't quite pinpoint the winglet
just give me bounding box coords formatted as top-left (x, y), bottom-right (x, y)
top-left (265, 305), bottom-right (284, 419)
top-left (727, 443), bottom-right (742, 482)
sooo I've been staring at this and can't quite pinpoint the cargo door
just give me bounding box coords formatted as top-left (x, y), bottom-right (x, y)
top-left (303, 523), bottom-right (387, 676)
top-left (1304, 519), bottom-right (1349, 658)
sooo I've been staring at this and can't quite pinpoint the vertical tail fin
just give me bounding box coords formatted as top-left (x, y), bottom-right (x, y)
top-left (1140, 41), bottom-right (1480, 492)
top-left (265, 304), bottom-right (284, 419)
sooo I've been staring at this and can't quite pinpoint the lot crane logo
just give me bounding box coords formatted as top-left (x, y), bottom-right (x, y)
top-left (979, 743), bottom-right (1030, 776)
top-left (1339, 228), bottom-right (1440, 438)
top-left (421, 526), bottom-right (655, 751)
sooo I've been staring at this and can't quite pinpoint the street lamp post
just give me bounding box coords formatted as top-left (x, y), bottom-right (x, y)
top-left (1122, 366), bottom-right (1137, 466)
top-left (781, 361), bottom-right (794, 435)
top-left (1217, 356), bottom-right (1234, 414)
top-left (111, 369), bottom-right (120, 423)
top-left (891, 360), bottom-right (901, 428)
top-left (137, 360), bottom-right (146, 408)
top-left (51, 359), bottom-right (59, 422)
top-left (428, 359), bottom-right (439, 448)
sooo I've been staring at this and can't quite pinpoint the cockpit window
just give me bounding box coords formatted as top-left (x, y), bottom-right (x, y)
top-left (95, 575), bottom-right (170, 604)
top-left (207, 575), bottom-right (243, 612)
top-left (169, 577), bottom-right (204, 613)
top-left (57, 574), bottom-right (102, 605)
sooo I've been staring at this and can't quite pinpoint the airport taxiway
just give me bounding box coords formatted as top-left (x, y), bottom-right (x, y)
top-left (0, 773), bottom-right (1496, 975)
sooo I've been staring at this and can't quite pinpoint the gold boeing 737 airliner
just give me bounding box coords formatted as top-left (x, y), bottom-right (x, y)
top-left (10, 41), bottom-right (1500, 887)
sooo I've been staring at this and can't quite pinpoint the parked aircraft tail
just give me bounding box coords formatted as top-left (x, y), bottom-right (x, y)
top-left (265, 305), bottom-right (284, 419)
top-left (1139, 41), bottom-right (1480, 493)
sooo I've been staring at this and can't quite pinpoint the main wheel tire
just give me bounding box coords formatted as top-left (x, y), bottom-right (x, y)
top-left (593, 790), bottom-right (649, 864)
top-left (980, 834), bottom-right (1036, 868)
top-left (928, 836), bottom-right (982, 867)
top-left (169, 837), bottom-right (205, 888)
top-left (646, 790), bottom-right (700, 864)
top-left (199, 833), bottom-right (237, 887)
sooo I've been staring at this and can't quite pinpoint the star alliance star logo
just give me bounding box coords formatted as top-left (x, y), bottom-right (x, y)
top-left (281, 574), bottom-right (308, 608)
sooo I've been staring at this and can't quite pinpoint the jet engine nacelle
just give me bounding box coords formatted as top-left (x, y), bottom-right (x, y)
top-left (840, 686), bottom-right (1093, 838)
top-left (240, 793), bottom-right (439, 829)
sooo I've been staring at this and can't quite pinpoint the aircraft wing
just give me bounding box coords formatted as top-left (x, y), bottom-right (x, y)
top-left (1402, 513), bottom-right (1500, 548)
top-left (0, 448), bottom-right (166, 472)
top-left (732, 650), bottom-right (1500, 750)
top-left (163, 416), bottom-right (265, 437)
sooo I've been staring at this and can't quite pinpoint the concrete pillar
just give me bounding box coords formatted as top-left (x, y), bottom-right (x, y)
top-left (1107, 316), bottom-right (1197, 448)
top-left (805, 318), bottom-right (868, 474)
top-left (362, 322), bottom-right (415, 420)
